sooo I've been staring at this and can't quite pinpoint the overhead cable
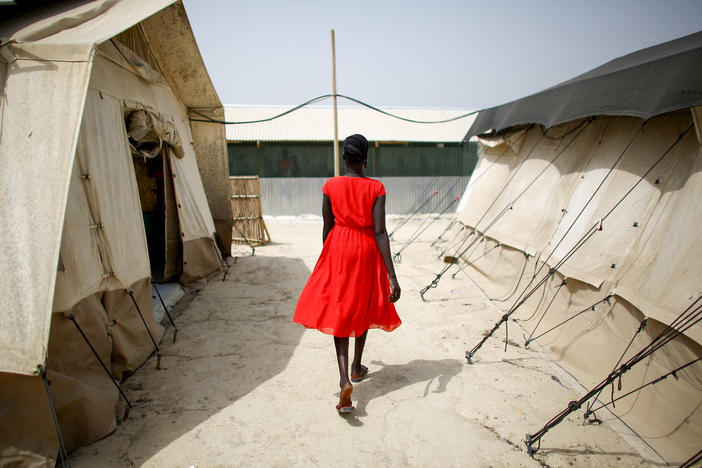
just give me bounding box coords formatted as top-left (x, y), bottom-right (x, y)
top-left (189, 94), bottom-right (479, 125)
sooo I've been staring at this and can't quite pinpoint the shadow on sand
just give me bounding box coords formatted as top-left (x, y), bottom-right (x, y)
top-left (338, 358), bottom-right (464, 426)
top-left (72, 254), bottom-right (310, 466)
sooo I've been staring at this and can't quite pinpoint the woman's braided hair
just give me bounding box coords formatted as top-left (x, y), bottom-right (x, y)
top-left (343, 134), bottom-right (369, 167)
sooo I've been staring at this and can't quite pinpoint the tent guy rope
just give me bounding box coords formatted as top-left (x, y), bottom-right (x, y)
top-left (524, 295), bottom-right (702, 456)
top-left (421, 119), bottom-right (591, 301)
top-left (584, 318), bottom-right (648, 420)
top-left (462, 122), bottom-right (693, 363)
top-left (449, 239), bottom-right (501, 280)
top-left (388, 188), bottom-right (440, 239)
top-left (393, 195), bottom-right (461, 263)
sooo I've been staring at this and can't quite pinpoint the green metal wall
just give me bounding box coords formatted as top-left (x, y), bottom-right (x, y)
top-left (227, 141), bottom-right (478, 178)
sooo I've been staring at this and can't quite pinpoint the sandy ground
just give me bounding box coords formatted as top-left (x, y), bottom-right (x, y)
top-left (71, 217), bottom-right (657, 468)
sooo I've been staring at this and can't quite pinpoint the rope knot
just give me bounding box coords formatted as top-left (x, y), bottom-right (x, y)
top-left (568, 401), bottom-right (581, 411)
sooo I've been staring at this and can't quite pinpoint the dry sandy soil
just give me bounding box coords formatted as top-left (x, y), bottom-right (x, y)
top-left (71, 217), bottom-right (659, 468)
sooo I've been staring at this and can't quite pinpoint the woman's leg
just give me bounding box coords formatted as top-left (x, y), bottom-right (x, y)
top-left (334, 336), bottom-right (350, 387)
top-left (351, 331), bottom-right (368, 376)
top-left (334, 336), bottom-right (353, 410)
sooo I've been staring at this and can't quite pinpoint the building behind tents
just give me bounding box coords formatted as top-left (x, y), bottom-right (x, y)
top-left (0, 1), bottom-right (232, 464)
top-left (225, 106), bottom-right (479, 215)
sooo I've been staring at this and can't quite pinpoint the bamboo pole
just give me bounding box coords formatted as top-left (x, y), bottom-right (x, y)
top-left (331, 29), bottom-right (339, 177)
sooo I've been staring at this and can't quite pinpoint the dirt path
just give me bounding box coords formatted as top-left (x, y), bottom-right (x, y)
top-left (72, 218), bottom-right (653, 467)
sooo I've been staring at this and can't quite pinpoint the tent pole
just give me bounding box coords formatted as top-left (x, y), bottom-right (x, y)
top-left (127, 290), bottom-right (162, 370)
top-left (331, 29), bottom-right (340, 177)
top-left (38, 365), bottom-right (71, 467)
top-left (68, 315), bottom-right (132, 419)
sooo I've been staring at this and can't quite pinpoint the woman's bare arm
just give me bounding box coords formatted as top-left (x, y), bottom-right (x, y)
top-left (372, 194), bottom-right (401, 303)
top-left (322, 194), bottom-right (335, 243)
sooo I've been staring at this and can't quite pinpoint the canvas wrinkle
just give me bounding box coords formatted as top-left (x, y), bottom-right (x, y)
top-left (3, 0), bottom-right (177, 46)
top-left (45, 293), bottom-right (118, 453)
top-left (89, 53), bottom-right (185, 119)
top-left (179, 237), bottom-right (222, 285)
top-left (103, 278), bottom-right (164, 379)
top-left (614, 141), bottom-right (702, 339)
top-left (459, 120), bottom-right (598, 258)
top-left (552, 115), bottom-right (693, 287)
top-left (0, 57), bottom-right (92, 375)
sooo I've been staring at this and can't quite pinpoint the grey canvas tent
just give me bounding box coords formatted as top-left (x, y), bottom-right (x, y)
top-left (465, 30), bottom-right (702, 139)
top-left (0, 1), bottom-right (232, 464)
top-left (455, 31), bottom-right (702, 463)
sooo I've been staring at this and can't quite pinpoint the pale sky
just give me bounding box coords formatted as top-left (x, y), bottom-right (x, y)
top-left (182, 0), bottom-right (702, 111)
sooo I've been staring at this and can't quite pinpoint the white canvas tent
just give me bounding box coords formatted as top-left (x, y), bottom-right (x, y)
top-left (0, 1), bottom-right (232, 463)
top-left (455, 32), bottom-right (702, 463)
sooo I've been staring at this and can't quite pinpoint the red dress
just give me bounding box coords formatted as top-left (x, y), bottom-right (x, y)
top-left (294, 176), bottom-right (401, 337)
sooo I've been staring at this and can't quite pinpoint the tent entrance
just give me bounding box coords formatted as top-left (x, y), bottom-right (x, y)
top-left (126, 110), bottom-right (182, 282)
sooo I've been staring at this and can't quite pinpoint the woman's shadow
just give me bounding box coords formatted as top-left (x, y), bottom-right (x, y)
top-left (339, 358), bottom-right (464, 426)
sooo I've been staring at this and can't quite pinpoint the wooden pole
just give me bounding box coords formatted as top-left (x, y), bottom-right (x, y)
top-left (331, 29), bottom-right (340, 176)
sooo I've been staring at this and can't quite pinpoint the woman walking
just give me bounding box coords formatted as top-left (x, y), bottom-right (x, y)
top-left (294, 134), bottom-right (402, 414)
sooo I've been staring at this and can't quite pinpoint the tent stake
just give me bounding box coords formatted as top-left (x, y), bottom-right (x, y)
top-left (211, 237), bottom-right (232, 280)
top-left (525, 296), bottom-right (702, 456)
top-left (431, 217), bottom-right (458, 247)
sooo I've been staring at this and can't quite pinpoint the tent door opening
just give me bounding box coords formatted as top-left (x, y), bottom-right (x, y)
top-left (126, 110), bottom-right (182, 282)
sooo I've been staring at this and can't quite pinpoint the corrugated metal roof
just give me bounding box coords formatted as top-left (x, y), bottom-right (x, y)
top-left (224, 106), bottom-right (476, 143)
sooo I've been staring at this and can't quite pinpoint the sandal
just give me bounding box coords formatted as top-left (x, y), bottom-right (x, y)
top-left (351, 365), bottom-right (368, 383)
top-left (336, 382), bottom-right (354, 414)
